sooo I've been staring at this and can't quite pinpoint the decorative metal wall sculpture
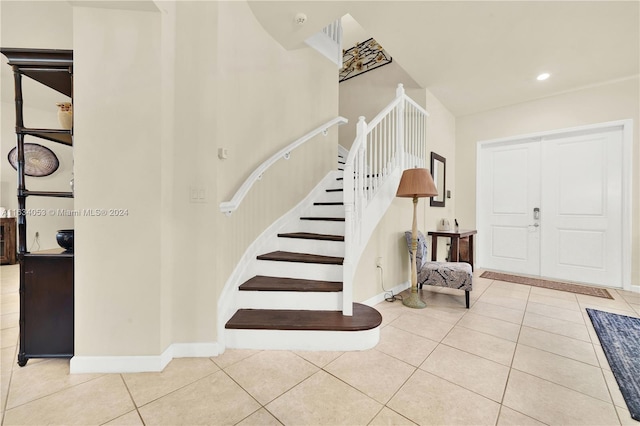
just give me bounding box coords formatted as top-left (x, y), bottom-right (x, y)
top-left (339, 38), bottom-right (392, 82)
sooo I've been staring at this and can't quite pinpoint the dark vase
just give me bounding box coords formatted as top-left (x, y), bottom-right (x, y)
top-left (56, 229), bottom-right (74, 251)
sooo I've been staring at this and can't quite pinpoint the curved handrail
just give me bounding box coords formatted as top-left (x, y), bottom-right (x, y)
top-left (220, 116), bottom-right (348, 215)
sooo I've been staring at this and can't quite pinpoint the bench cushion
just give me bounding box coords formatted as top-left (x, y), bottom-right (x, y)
top-left (418, 261), bottom-right (472, 291)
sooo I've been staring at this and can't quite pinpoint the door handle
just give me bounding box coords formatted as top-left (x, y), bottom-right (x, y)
top-left (533, 207), bottom-right (540, 220)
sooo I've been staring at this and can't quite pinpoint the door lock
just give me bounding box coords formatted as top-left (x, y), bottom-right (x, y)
top-left (533, 207), bottom-right (540, 220)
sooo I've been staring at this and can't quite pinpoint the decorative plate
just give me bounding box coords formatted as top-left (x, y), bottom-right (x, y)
top-left (7, 143), bottom-right (59, 177)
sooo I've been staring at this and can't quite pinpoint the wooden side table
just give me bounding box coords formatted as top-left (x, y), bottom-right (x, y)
top-left (427, 229), bottom-right (477, 270)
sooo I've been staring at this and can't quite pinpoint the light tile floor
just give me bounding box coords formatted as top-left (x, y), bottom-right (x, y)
top-left (1, 263), bottom-right (639, 425)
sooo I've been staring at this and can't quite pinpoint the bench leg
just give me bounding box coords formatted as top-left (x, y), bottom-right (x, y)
top-left (465, 291), bottom-right (470, 309)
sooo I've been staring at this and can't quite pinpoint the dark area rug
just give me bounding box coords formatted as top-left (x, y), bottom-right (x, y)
top-left (587, 308), bottom-right (640, 421)
top-left (480, 271), bottom-right (613, 299)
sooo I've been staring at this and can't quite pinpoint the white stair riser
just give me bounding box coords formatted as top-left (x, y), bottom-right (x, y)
top-left (277, 237), bottom-right (344, 257)
top-left (314, 191), bottom-right (344, 204)
top-left (236, 291), bottom-right (342, 311)
top-left (256, 259), bottom-right (342, 281)
top-left (293, 220), bottom-right (345, 235)
top-left (225, 328), bottom-right (380, 351)
top-left (305, 204), bottom-right (345, 217)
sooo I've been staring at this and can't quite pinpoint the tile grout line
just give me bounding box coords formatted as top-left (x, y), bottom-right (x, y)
top-left (2, 361), bottom-right (109, 413)
top-left (1, 353), bottom-right (15, 426)
top-left (221, 363), bottom-right (290, 426)
top-left (514, 290), bottom-right (620, 419)
top-left (397, 294), bottom-right (517, 424)
top-left (128, 367), bottom-right (224, 412)
top-left (319, 354), bottom-right (415, 423)
top-left (495, 281), bottom-right (553, 426)
top-left (112, 374), bottom-right (145, 426)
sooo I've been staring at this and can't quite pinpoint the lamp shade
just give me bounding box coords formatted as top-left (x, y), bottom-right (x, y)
top-left (396, 168), bottom-right (438, 198)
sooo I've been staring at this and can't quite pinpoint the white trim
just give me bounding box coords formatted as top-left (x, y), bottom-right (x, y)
top-left (620, 120), bottom-right (633, 291)
top-left (171, 343), bottom-right (220, 358)
top-left (305, 18), bottom-right (342, 67)
top-left (225, 328), bottom-right (380, 351)
top-left (476, 119), bottom-right (633, 291)
top-left (69, 342), bottom-right (220, 374)
top-left (361, 280), bottom-right (410, 307)
top-left (476, 119), bottom-right (629, 148)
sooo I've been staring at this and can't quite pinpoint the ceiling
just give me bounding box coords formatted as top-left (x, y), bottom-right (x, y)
top-left (248, 1), bottom-right (640, 117)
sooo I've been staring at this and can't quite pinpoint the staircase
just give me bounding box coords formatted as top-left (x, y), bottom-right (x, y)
top-left (221, 85), bottom-right (428, 352)
top-left (224, 168), bottom-right (382, 351)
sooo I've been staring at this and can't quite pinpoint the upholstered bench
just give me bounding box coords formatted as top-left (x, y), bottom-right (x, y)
top-left (406, 231), bottom-right (473, 308)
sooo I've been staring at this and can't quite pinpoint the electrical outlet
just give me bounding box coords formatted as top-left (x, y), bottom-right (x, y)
top-left (376, 256), bottom-right (382, 267)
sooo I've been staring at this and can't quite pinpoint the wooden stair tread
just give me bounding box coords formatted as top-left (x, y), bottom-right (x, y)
top-left (314, 201), bottom-right (344, 206)
top-left (278, 232), bottom-right (344, 242)
top-left (300, 217), bottom-right (345, 221)
top-left (225, 303), bottom-right (382, 331)
top-left (240, 275), bottom-right (342, 292)
top-left (257, 251), bottom-right (343, 265)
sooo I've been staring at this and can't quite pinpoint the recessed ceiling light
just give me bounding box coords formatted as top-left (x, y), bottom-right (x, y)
top-left (537, 72), bottom-right (551, 81)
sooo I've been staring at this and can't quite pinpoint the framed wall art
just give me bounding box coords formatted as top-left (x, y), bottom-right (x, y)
top-left (339, 38), bottom-right (392, 82)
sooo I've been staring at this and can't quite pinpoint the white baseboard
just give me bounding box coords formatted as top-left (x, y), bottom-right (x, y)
top-left (70, 342), bottom-right (220, 374)
top-left (361, 280), bottom-right (410, 307)
top-left (171, 342), bottom-right (220, 358)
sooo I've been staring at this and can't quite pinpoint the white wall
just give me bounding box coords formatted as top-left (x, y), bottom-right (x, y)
top-left (456, 77), bottom-right (640, 285)
top-left (339, 60), bottom-right (425, 150)
top-left (165, 1), bottom-right (219, 347)
top-left (73, 5), bottom-right (164, 357)
top-left (214, 1), bottom-right (339, 314)
top-left (0, 1), bottom-right (75, 251)
top-left (69, 0), bottom-right (339, 366)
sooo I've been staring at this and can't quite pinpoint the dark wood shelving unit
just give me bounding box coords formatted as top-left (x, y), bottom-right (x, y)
top-left (19, 128), bottom-right (73, 146)
top-left (22, 190), bottom-right (74, 198)
top-left (1, 47), bottom-right (74, 366)
top-left (0, 218), bottom-right (17, 265)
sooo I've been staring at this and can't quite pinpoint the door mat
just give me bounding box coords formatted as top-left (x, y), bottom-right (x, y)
top-left (587, 308), bottom-right (640, 421)
top-left (480, 271), bottom-right (613, 299)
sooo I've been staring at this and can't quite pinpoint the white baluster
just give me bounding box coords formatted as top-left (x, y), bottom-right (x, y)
top-left (343, 157), bottom-right (355, 317)
top-left (397, 97), bottom-right (405, 170)
top-left (383, 115), bottom-right (388, 177)
top-left (374, 125), bottom-right (378, 192)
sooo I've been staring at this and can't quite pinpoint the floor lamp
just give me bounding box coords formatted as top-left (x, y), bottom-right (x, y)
top-left (396, 168), bottom-right (438, 309)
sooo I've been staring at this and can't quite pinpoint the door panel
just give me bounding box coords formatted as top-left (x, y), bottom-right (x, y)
top-left (491, 226), bottom-right (529, 260)
top-left (479, 142), bottom-right (540, 275)
top-left (540, 130), bottom-right (622, 287)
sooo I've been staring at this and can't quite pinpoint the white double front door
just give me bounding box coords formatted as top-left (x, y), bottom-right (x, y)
top-left (478, 124), bottom-right (625, 288)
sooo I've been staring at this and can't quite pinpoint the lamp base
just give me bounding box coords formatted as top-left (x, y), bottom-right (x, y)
top-left (402, 291), bottom-right (426, 309)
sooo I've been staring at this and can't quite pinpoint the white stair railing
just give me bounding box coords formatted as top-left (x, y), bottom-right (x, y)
top-left (342, 84), bottom-right (429, 315)
top-left (305, 18), bottom-right (343, 67)
top-left (220, 116), bottom-right (348, 215)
